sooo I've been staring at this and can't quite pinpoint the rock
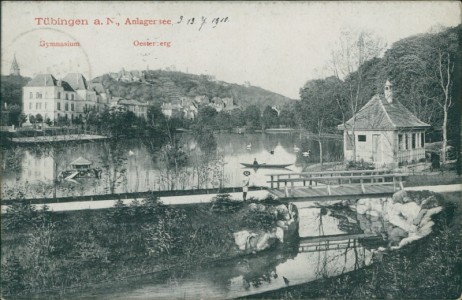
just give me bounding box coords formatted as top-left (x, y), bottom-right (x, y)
top-left (389, 226), bottom-right (408, 245)
top-left (234, 230), bottom-right (251, 251)
top-left (274, 204), bottom-right (291, 220)
top-left (274, 227), bottom-right (284, 243)
top-left (413, 209), bottom-right (428, 226)
top-left (255, 232), bottom-right (277, 251)
top-left (418, 221), bottom-right (435, 237)
top-left (248, 203), bottom-right (258, 211)
top-left (393, 190), bottom-right (410, 204)
top-left (421, 196), bottom-right (439, 209)
top-left (256, 204), bottom-right (266, 211)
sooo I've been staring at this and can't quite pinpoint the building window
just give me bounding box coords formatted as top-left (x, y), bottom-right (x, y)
top-left (57, 102), bottom-right (61, 111)
top-left (58, 92), bottom-right (61, 99)
top-left (398, 134), bottom-right (403, 150)
top-left (358, 135), bottom-right (366, 142)
top-left (30, 92), bottom-right (33, 99)
top-left (36, 102), bottom-right (39, 109)
top-left (65, 94), bottom-right (68, 100)
top-left (45, 102), bottom-right (47, 109)
top-left (29, 102), bottom-right (32, 110)
top-left (412, 133), bottom-right (416, 149)
top-left (71, 103), bottom-right (74, 111)
top-left (65, 103), bottom-right (69, 111)
top-left (421, 133), bottom-right (425, 148)
top-left (71, 94), bottom-right (75, 100)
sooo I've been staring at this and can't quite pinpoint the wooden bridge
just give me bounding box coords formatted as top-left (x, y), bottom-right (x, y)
top-left (267, 169), bottom-right (409, 201)
top-left (298, 233), bottom-right (382, 253)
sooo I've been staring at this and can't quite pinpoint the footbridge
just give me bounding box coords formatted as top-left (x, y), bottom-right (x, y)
top-left (267, 169), bottom-right (409, 202)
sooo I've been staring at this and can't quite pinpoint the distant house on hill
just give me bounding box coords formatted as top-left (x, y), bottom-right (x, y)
top-left (118, 99), bottom-right (149, 120)
top-left (337, 81), bottom-right (430, 168)
top-left (161, 102), bottom-right (183, 119)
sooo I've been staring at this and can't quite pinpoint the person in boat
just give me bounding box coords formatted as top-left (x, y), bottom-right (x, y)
top-left (253, 158), bottom-right (258, 166)
top-left (242, 171), bottom-right (250, 201)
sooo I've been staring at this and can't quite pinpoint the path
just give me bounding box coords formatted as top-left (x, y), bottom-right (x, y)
top-left (1, 184), bottom-right (459, 214)
top-left (1, 190), bottom-right (271, 213)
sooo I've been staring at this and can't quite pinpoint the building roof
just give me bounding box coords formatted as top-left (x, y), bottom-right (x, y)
top-left (62, 73), bottom-right (88, 90)
top-left (118, 99), bottom-right (149, 106)
top-left (338, 94), bottom-right (430, 131)
top-left (89, 83), bottom-right (106, 94)
top-left (70, 157), bottom-right (92, 166)
top-left (27, 74), bottom-right (59, 87)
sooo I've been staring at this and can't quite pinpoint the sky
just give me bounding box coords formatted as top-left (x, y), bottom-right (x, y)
top-left (2, 1), bottom-right (461, 99)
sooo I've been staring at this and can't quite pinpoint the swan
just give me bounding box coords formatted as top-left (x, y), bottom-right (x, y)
top-left (293, 145), bottom-right (300, 152)
top-left (302, 150), bottom-right (310, 157)
top-left (246, 143), bottom-right (252, 149)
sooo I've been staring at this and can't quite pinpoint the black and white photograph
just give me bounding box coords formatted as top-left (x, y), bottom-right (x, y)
top-left (1, 1), bottom-right (461, 299)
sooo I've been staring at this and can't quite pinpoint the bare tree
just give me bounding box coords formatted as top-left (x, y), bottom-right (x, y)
top-left (330, 30), bottom-right (385, 162)
top-left (435, 48), bottom-right (455, 164)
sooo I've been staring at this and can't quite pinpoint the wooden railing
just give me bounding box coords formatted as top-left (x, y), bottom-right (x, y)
top-left (267, 170), bottom-right (409, 196)
top-left (267, 169), bottom-right (392, 189)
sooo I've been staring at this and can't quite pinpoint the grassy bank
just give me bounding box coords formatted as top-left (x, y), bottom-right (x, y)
top-left (1, 195), bottom-right (284, 298)
top-left (248, 191), bottom-right (462, 299)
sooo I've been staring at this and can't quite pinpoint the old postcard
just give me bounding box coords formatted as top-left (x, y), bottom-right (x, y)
top-left (1, 1), bottom-right (461, 299)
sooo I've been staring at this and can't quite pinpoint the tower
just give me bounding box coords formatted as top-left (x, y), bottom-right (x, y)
top-left (10, 54), bottom-right (20, 76)
top-left (384, 80), bottom-right (393, 103)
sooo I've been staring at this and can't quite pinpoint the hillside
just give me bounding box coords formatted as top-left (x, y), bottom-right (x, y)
top-left (92, 70), bottom-right (294, 107)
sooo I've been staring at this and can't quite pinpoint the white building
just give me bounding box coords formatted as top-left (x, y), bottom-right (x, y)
top-left (23, 73), bottom-right (109, 123)
top-left (337, 81), bottom-right (430, 168)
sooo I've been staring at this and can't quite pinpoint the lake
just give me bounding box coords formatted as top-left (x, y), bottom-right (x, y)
top-left (1, 132), bottom-right (343, 199)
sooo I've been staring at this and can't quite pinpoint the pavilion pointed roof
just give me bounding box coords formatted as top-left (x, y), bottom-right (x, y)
top-left (338, 94), bottom-right (430, 131)
top-left (70, 157), bottom-right (92, 166)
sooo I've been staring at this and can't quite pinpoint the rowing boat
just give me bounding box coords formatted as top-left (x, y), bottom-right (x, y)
top-left (241, 163), bottom-right (292, 168)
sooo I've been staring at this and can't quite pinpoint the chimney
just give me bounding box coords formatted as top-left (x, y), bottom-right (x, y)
top-left (384, 80), bottom-right (393, 103)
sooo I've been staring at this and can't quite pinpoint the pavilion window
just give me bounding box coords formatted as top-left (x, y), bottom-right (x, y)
top-left (358, 135), bottom-right (366, 142)
top-left (412, 133), bottom-right (416, 149)
top-left (57, 102), bottom-right (61, 111)
top-left (398, 134), bottom-right (403, 150)
top-left (30, 92), bottom-right (33, 99)
top-left (405, 134), bottom-right (409, 150)
top-left (421, 133), bottom-right (425, 148)
top-left (65, 103), bottom-right (69, 111)
top-left (58, 92), bottom-right (61, 99)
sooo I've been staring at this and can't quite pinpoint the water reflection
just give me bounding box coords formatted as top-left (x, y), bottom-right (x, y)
top-left (1, 133), bottom-right (343, 199)
top-left (62, 201), bottom-right (377, 300)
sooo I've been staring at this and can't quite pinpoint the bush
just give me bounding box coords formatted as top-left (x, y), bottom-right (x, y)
top-left (345, 159), bottom-right (375, 170)
top-left (242, 209), bottom-right (277, 231)
top-left (211, 193), bottom-right (242, 213)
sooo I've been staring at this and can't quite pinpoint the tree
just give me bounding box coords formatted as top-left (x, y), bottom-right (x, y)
top-left (330, 30), bottom-right (385, 162)
top-left (18, 113), bottom-right (27, 127)
top-left (300, 77), bottom-right (340, 167)
top-left (197, 106), bottom-right (218, 129)
top-left (244, 105), bottom-right (261, 130)
top-left (29, 114), bottom-right (36, 127)
top-left (262, 106), bottom-right (279, 129)
top-left (430, 32), bottom-right (458, 164)
top-left (147, 104), bottom-right (166, 128)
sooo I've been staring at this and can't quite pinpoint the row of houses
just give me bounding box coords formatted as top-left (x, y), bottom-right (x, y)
top-left (22, 70), bottom-right (240, 123)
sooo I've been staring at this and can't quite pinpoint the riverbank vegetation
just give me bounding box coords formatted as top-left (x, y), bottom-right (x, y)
top-left (250, 191), bottom-right (462, 299)
top-left (0, 195), bottom-right (285, 298)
